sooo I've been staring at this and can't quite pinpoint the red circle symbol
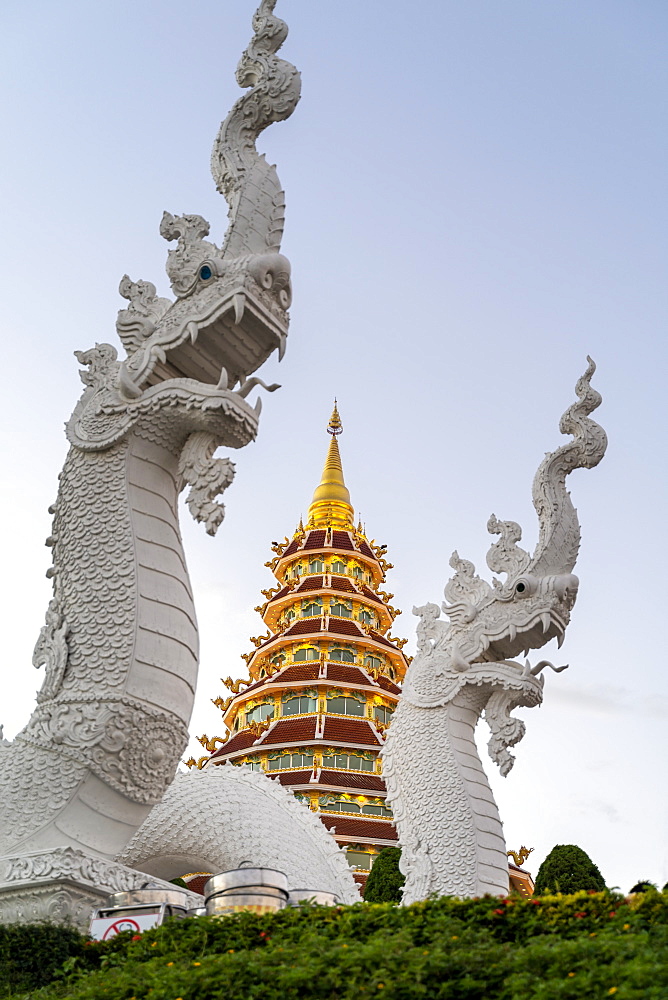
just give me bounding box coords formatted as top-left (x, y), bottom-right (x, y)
top-left (102, 918), bottom-right (141, 940)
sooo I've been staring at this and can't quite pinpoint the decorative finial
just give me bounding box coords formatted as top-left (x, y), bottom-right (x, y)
top-left (306, 402), bottom-right (354, 529)
top-left (328, 400), bottom-right (343, 437)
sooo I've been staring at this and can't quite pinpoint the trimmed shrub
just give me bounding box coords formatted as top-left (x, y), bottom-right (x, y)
top-left (363, 847), bottom-right (405, 903)
top-left (629, 881), bottom-right (657, 894)
top-left (2, 890), bottom-right (667, 999)
top-left (535, 844), bottom-right (606, 895)
top-left (0, 922), bottom-right (87, 996)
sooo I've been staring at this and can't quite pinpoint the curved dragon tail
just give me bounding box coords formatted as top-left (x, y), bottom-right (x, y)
top-left (212, 0), bottom-right (302, 258)
top-left (530, 357), bottom-right (608, 576)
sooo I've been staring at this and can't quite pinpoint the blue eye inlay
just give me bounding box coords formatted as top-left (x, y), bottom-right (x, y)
top-left (199, 264), bottom-right (213, 281)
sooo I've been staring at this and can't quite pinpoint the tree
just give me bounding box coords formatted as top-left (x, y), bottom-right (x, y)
top-left (534, 844), bottom-right (606, 895)
top-left (363, 847), bottom-right (405, 903)
top-left (629, 881), bottom-right (656, 894)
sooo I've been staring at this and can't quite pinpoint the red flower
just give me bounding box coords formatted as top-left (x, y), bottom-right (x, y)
top-left (574, 912), bottom-right (586, 918)
top-left (493, 909), bottom-right (505, 915)
top-left (132, 934), bottom-right (142, 941)
top-left (531, 900), bottom-right (541, 905)
top-left (609, 911), bottom-right (617, 917)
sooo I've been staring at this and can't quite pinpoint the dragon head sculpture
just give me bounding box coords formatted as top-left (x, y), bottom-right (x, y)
top-left (65, 0), bottom-right (301, 534)
top-left (402, 358), bottom-right (607, 772)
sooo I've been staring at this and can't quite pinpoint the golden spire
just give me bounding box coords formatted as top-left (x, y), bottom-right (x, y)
top-left (307, 401), bottom-right (354, 529)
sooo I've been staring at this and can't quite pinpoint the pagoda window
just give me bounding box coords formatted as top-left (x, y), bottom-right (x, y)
top-left (309, 558), bottom-right (324, 573)
top-left (330, 648), bottom-right (355, 663)
top-left (329, 600), bottom-right (352, 618)
top-left (301, 598), bottom-right (322, 617)
top-left (283, 695), bottom-right (317, 716)
top-left (388, 667), bottom-right (396, 680)
top-left (321, 796), bottom-right (361, 815)
top-left (361, 801), bottom-right (393, 818)
top-left (374, 704), bottom-right (394, 725)
top-left (246, 702), bottom-right (274, 725)
top-left (294, 646), bottom-right (319, 661)
top-left (327, 695), bottom-right (365, 718)
top-left (271, 653), bottom-right (285, 666)
top-left (331, 560), bottom-right (347, 574)
top-left (364, 654), bottom-right (382, 671)
top-left (268, 751), bottom-right (314, 771)
top-left (285, 608), bottom-right (296, 621)
top-left (345, 849), bottom-right (373, 871)
top-left (322, 752), bottom-right (374, 772)
top-left (352, 565), bottom-right (363, 579)
top-left (358, 609), bottom-right (374, 625)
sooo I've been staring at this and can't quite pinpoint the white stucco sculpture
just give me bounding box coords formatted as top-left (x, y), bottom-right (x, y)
top-left (383, 359), bottom-right (607, 903)
top-left (118, 767), bottom-right (359, 905)
top-left (0, 0), bottom-right (300, 873)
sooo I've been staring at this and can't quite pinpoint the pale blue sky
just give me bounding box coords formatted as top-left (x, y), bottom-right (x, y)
top-left (1, 1), bottom-right (666, 892)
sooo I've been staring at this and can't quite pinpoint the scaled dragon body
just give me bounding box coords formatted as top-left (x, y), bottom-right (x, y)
top-left (383, 359), bottom-right (607, 902)
top-left (0, 0), bottom-right (300, 862)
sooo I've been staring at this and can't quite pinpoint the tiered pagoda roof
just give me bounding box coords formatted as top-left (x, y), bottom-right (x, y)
top-left (191, 404), bottom-right (410, 891)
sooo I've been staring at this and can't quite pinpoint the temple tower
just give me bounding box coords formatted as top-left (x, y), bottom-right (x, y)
top-left (194, 405), bottom-right (409, 891)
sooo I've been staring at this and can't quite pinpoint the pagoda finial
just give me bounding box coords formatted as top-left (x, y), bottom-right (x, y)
top-left (307, 402), bottom-right (354, 528)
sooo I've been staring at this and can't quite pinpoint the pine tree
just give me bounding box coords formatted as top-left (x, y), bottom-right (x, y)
top-left (534, 844), bottom-right (606, 895)
top-left (363, 847), bottom-right (405, 903)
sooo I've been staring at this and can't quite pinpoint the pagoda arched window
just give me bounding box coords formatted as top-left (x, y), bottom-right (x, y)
top-left (271, 653), bottom-right (285, 667)
top-left (268, 751), bottom-right (314, 771)
top-left (246, 702), bottom-right (274, 725)
top-left (301, 598), bottom-right (322, 618)
top-left (294, 646), bottom-right (319, 661)
top-left (345, 849), bottom-right (374, 871)
top-left (309, 558), bottom-right (324, 573)
top-left (358, 608), bottom-right (374, 625)
top-left (329, 600), bottom-right (352, 618)
top-left (283, 695), bottom-right (317, 716)
top-left (330, 648), bottom-right (355, 663)
top-left (361, 801), bottom-right (393, 818)
top-left (331, 560), bottom-right (347, 574)
top-left (319, 795), bottom-right (361, 815)
top-left (327, 694), bottom-right (365, 718)
top-left (374, 704), bottom-right (394, 725)
top-left (322, 752), bottom-right (374, 772)
top-left (364, 654), bottom-right (382, 671)
top-left (352, 565), bottom-right (364, 579)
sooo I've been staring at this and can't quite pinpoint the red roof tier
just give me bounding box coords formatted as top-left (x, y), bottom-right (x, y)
top-left (318, 770), bottom-right (386, 792)
top-left (361, 586), bottom-right (384, 605)
top-left (297, 576), bottom-right (323, 592)
top-left (303, 530), bottom-right (327, 550)
top-left (210, 730), bottom-right (257, 757)
top-left (330, 577), bottom-right (356, 593)
top-left (270, 770), bottom-right (313, 786)
top-left (358, 541), bottom-right (375, 559)
top-left (262, 717), bottom-right (318, 744)
top-left (376, 675), bottom-right (402, 695)
top-left (284, 618), bottom-right (323, 637)
top-left (274, 664), bottom-right (320, 683)
top-left (320, 815), bottom-right (398, 842)
top-left (331, 531), bottom-right (355, 551)
top-left (281, 538), bottom-right (301, 558)
top-left (322, 717), bottom-right (382, 746)
top-left (325, 663), bottom-right (372, 686)
top-left (327, 619), bottom-right (363, 638)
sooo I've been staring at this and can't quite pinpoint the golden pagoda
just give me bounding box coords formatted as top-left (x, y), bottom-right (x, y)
top-left (193, 405), bottom-right (409, 892)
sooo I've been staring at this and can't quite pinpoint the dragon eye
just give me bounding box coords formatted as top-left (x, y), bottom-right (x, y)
top-left (199, 264), bottom-right (213, 280)
top-left (515, 582), bottom-right (526, 593)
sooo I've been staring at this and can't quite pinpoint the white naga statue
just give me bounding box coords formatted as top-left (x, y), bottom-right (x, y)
top-left (383, 359), bottom-right (607, 902)
top-left (0, 1), bottom-right (302, 864)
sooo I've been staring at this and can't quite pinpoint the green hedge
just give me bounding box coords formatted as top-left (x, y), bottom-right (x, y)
top-left (0, 923), bottom-right (88, 996)
top-left (2, 890), bottom-right (667, 999)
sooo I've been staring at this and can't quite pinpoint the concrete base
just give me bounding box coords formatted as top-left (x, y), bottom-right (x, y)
top-left (0, 847), bottom-right (202, 931)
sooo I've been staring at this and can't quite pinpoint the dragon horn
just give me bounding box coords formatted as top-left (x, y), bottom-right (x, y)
top-left (529, 357), bottom-right (607, 576)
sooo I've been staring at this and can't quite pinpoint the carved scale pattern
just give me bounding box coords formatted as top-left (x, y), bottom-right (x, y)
top-left (118, 767), bottom-right (359, 905)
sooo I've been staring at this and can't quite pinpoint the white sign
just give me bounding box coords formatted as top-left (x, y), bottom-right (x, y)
top-left (89, 912), bottom-right (162, 941)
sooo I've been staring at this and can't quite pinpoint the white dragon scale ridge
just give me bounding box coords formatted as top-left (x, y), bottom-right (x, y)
top-left (382, 359), bottom-right (607, 902)
top-left (0, 1), bottom-right (300, 862)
